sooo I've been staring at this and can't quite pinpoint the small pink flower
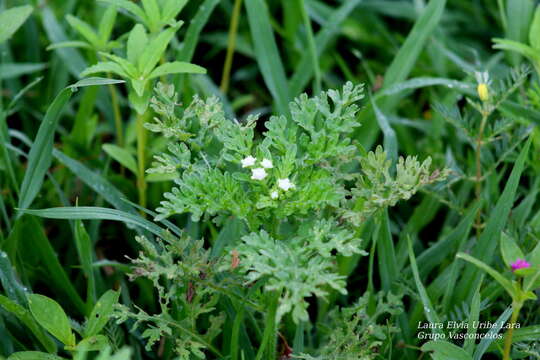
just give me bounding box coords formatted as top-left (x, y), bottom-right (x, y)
top-left (511, 258), bottom-right (530, 272)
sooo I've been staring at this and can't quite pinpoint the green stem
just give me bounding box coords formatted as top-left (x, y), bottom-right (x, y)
top-left (108, 82), bottom-right (124, 147)
top-left (503, 303), bottom-right (521, 360)
top-left (474, 113), bottom-right (487, 239)
top-left (136, 112), bottom-right (147, 210)
top-left (220, 0), bottom-right (243, 94)
top-left (299, 0), bottom-right (321, 94)
top-left (255, 291), bottom-right (280, 360)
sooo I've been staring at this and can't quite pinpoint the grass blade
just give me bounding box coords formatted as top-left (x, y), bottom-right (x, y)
top-left (456, 137), bottom-right (532, 303)
top-left (0, 5), bottom-right (33, 43)
top-left (245, 0), bottom-right (290, 115)
top-left (376, 210), bottom-right (398, 291)
top-left (177, 0), bottom-right (219, 62)
top-left (17, 78), bottom-right (124, 212)
top-left (407, 235), bottom-right (442, 335)
top-left (20, 207), bottom-right (166, 239)
top-left (52, 149), bottom-right (136, 216)
top-left (473, 307), bottom-right (513, 360)
top-left (289, 0), bottom-right (362, 96)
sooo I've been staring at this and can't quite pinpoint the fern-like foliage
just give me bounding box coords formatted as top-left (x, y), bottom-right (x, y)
top-left (138, 82), bottom-right (446, 329)
top-left (296, 292), bottom-right (403, 360)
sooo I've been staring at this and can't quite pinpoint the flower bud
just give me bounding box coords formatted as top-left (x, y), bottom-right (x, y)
top-left (477, 83), bottom-right (489, 102)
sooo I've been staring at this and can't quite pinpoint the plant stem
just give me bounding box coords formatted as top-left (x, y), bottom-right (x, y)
top-left (255, 292), bottom-right (279, 360)
top-left (503, 303), bottom-right (521, 360)
top-left (108, 82), bottom-right (124, 147)
top-left (220, 0), bottom-right (243, 94)
top-left (136, 112), bottom-right (147, 210)
top-left (299, 0), bottom-right (321, 95)
top-left (474, 113), bottom-right (488, 239)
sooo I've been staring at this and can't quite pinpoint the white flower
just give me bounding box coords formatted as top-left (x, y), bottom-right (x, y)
top-left (251, 168), bottom-right (267, 180)
top-left (241, 155), bottom-right (256, 168)
top-left (270, 191), bottom-right (279, 199)
top-left (261, 158), bottom-right (273, 169)
top-left (277, 178), bottom-right (295, 191)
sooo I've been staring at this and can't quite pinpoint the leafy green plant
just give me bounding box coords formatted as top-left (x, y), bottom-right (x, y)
top-left (457, 232), bottom-right (540, 360)
top-left (108, 81), bottom-right (447, 358)
top-left (7, 291), bottom-right (119, 359)
top-left (493, 5), bottom-right (540, 75)
top-left (80, 18), bottom-right (205, 208)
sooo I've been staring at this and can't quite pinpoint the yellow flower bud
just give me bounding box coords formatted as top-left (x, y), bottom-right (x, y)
top-left (477, 83), bottom-right (489, 102)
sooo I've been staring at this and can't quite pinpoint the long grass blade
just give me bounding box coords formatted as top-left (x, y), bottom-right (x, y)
top-left (245, 0), bottom-right (290, 115)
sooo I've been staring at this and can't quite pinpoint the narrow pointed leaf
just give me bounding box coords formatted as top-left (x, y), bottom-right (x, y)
top-left (148, 61), bottom-right (206, 79)
top-left (0, 5), bottom-right (33, 43)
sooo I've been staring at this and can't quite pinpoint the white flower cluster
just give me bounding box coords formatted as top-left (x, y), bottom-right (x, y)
top-left (241, 156), bottom-right (295, 199)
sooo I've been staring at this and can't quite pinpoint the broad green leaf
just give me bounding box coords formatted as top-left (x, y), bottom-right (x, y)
top-left (98, 5), bottom-right (117, 44)
top-left (102, 144), bottom-right (138, 174)
top-left (138, 23), bottom-right (181, 76)
top-left (408, 236), bottom-right (442, 334)
top-left (21, 207), bottom-right (166, 239)
top-left (0, 5), bottom-right (33, 43)
top-left (245, 0), bottom-right (290, 115)
top-left (75, 335), bottom-right (109, 351)
top-left (456, 253), bottom-right (514, 296)
top-left (127, 24), bottom-right (148, 64)
top-left (84, 290), bottom-right (120, 338)
top-left (17, 78), bottom-right (124, 212)
top-left (0, 295), bottom-right (56, 353)
top-left (148, 61), bottom-right (206, 79)
top-left (0, 63), bottom-right (47, 80)
top-left (7, 352), bottom-right (65, 360)
top-left (28, 294), bottom-right (75, 346)
top-left (66, 15), bottom-right (100, 46)
top-left (162, 0), bottom-right (187, 23)
top-left (500, 232), bottom-right (525, 267)
top-left (422, 341), bottom-right (473, 360)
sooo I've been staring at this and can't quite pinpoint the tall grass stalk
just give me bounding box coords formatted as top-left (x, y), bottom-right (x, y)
top-left (299, 0), bottom-right (321, 94)
top-left (474, 112), bottom-right (488, 239)
top-left (220, 0), bottom-right (243, 94)
top-left (136, 112), bottom-right (147, 210)
top-left (503, 303), bottom-right (522, 360)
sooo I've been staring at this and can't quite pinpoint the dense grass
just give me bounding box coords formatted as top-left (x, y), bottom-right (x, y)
top-left (1, 0), bottom-right (540, 359)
